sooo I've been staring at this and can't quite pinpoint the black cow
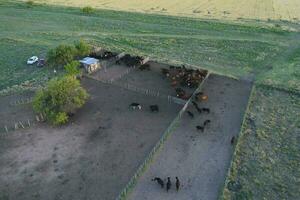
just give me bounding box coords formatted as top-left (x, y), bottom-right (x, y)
top-left (175, 88), bottom-right (186, 98)
top-left (231, 136), bottom-right (235, 145)
top-left (129, 103), bottom-right (142, 110)
top-left (150, 105), bottom-right (159, 112)
top-left (176, 177), bottom-right (180, 191)
top-left (202, 108), bottom-right (210, 113)
top-left (152, 177), bottom-right (164, 188)
top-left (196, 106), bottom-right (202, 113)
top-left (166, 177), bottom-right (172, 192)
top-left (203, 119), bottom-right (211, 126)
top-left (196, 125), bottom-right (204, 132)
top-left (187, 111), bottom-right (194, 118)
top-left (192, 101), bottom-right (199, 108)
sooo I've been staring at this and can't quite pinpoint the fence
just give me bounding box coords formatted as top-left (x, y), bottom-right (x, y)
top-left (116, 73), bottom-right (210, 200)
top-left (0, 113), bottom-right (45, 136)
top-left (9, 97), bottom-right (33, 106)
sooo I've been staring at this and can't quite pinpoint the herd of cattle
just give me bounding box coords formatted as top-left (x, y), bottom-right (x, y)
top-left (161, 65), bottom-right (207, 100)
top-left (152, 176), bottom-right (180, 192)
top-left (92, 51), bottom-right (233, 139)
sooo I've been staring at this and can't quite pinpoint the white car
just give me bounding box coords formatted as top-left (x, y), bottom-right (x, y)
top-left (27, 56), bottom-right (39, 65)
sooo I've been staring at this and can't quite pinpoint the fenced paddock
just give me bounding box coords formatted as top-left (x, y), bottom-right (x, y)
top-left (0, 77), bottom-right (183, 200)
top-left (127, 74), bottom-right (253, 200)
top-left (116, 73), bottom-right (209, 200)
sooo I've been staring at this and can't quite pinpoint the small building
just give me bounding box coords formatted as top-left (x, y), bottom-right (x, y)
top-left (79, 57), bottom-right (100, 74)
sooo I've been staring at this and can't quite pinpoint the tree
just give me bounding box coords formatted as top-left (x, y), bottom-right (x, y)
top-left (75, 40), bottom-right (91, 58)
top-left (64, 61), bottom-right (81, 77)
top-left (47, 44), bottom-right (77, 66)
top-left (82, 6), bottom-right (94, 14)
top-left (33, 76), bottom-right (89, 125)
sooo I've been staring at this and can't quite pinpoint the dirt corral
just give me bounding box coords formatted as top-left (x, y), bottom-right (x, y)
top-left (0, 51), bottom-right (251, 200)
top-left (91, 59), bottom-right (206, 99)
top-left (0, 78), bottom-right (183, 200)
top-left (128, 74), bottom-right (252, 200)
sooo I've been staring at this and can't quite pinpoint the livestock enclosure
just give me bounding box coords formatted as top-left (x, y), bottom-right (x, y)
top-left (0, 56), bottom-right (209, 200)
top-left (127, 74), bottom-right (252, 200)
top-left (0, 1), bottom-right (300, 199)
top-left (0, 76), bottom-right (183, 200)
top-left (0, 50), bottom-right (255, 199)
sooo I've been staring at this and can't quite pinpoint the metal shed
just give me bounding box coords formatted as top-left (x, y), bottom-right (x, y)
top-left (79, 57), bottom-right (101, 74)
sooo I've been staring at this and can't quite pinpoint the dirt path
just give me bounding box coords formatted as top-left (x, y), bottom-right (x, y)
top-left (128, 74), bottom-right (252, 200)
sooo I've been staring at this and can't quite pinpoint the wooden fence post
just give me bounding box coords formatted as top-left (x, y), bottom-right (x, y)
top-left (19, 121), bottom-right (25, 129)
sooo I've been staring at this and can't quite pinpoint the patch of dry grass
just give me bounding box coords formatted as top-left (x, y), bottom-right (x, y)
top-left (25, 0), bottom-right (300, 21)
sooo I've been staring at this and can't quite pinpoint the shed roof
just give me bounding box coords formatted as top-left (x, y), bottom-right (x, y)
top-left (79, 57), bottom-right (99, 65)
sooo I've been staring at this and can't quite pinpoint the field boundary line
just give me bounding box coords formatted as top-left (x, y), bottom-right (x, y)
top-left (116, 73), bottom-right (211, 200)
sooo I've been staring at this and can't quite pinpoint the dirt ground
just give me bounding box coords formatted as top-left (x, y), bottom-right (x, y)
top-left (0, 91), bottom-right (35, 133)
top-left (0, 78), bottom-right (182, 200)
top-left (128, 74), bottom-right (252, 200)
top-left (91, 63), bottom-right (132, 82)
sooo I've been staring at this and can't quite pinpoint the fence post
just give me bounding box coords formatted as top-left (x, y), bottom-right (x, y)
top-left (14, 123), bottom-right (19, 130)
top-left (19, 121), bottom-right (25, 129)
top-left (36, 115), bottom-right (40, 122)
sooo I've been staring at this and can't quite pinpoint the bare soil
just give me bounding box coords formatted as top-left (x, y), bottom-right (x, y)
top-left (128, 74), bottom-right (252, 200)
top-left (0, 78), bottom-right (182, 200)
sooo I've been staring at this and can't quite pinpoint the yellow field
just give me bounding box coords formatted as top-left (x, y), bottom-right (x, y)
top-left (28, 0), bottom-right (300, 21)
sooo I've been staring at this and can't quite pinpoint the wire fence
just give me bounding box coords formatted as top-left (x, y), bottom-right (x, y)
top-left (115, 73), bottom-right (210, 200)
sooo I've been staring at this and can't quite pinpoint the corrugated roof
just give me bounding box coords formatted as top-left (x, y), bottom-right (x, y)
top-left (79, 57), bottom-right (99, 65)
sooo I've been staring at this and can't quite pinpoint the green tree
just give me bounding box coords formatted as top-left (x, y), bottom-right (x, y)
top-left (33, 76), bottom-right (89, 125)
top-left (64, 61), bottom-right (81, 77)
top-left (75, 40), bottom-right (91, 58)
top-left (82, 6), bottom-right (94, 14)
top-left (47, 44), bottom-right (77, 66)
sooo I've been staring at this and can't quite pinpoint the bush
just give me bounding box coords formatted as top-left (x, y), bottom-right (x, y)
top-left (33, 76), bottom-right (89, 125)
top-left (47, 44), bottom-right (77, 66)
top-left (25, 0), bottom-right (34, 7)
top-left (64, 61), bottom-right (81, 77)
top-left (82, 6), bottom-right (94, 14)
top-left (75, 40), bottom-right (91, 58)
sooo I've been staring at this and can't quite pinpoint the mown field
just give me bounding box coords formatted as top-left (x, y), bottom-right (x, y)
top-left (1, 1), bottom-right (300, 92)
top-left (0, 1), bottom-right (299, 199)
top-left (22, 0), bottom-right (300, 21)
top-left (222, 85), bottom-right (300, 199)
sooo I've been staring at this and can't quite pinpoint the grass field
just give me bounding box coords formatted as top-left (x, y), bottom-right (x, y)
top-left (1, 1), bottom-right (300, 92)
top-left (22, 0), bottom-right (300, 21)
top-left (0, 1), bottom-right (299, 199)
top-left (222, 85), bottom-right (300, 199)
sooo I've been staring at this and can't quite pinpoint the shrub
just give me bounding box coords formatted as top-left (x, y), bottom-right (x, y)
top-left (82, 6), bottom-right (94, 14)
top-left (33, 76), bottom-right (89, 125)
top-left (75, 40), bottom-right (91, 58)
top-left (25, 0), bottom-right (34, 7)
top-left (47, 44), bottom-right (77, 66)
top-left (64, 61), bottom-right (81, 77)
